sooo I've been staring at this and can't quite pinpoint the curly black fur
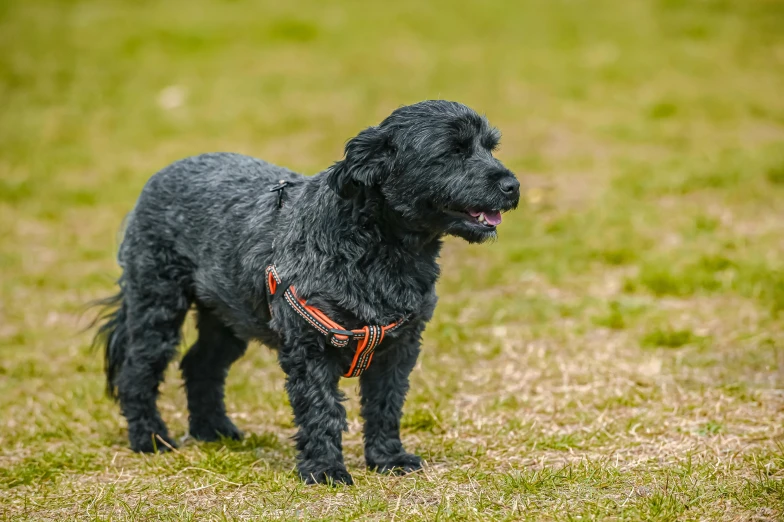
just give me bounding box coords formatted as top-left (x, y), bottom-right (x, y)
top-left (93, 100), bottom-right (519, 484)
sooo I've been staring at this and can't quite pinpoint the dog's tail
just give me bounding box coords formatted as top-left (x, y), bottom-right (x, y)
top-left (90, 277), bottom-right (129, 400)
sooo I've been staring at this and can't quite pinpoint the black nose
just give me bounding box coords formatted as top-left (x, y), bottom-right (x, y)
top-left (499, 176), bottom-right (520, 195)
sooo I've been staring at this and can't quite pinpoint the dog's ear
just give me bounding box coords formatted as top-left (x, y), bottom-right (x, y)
top-left (327, 126), bottom-right (394, 198)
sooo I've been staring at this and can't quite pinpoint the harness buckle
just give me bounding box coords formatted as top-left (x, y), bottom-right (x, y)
top-left (269, 180), bottom-right (289, 209)
top-left (326, 327), bottom-right (355, 344)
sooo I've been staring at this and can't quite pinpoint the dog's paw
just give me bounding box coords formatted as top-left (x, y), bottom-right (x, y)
top-left (189, 416), bottom-right (244, 442)
top-left (300, 466), bottom-right (354, 486)
top-left (368, 453), bottom-right (423, 475)
top-left (127, 417), bottom-right (177, 453)
top-left (130, 431), bottom-right (179, 453)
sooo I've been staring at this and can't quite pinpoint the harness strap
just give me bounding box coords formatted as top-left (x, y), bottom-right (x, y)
top-left (269, 180), bottom-right (289, 209)
top-left (265, 264), bottom-right (406, 377)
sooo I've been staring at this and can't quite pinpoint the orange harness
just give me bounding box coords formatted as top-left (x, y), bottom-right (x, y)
top-left (265, 265), bottom-right (407, 377)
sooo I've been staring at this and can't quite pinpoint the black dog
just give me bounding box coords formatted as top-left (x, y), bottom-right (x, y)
top-left (93, 100), bottom-right (519, 485)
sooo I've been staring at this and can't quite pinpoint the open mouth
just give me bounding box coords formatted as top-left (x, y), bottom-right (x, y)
top-left (443, 208), bottom-right (503, 228)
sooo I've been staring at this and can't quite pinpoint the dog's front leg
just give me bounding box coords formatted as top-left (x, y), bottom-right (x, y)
top-left (279, 344), bottom-right (352, 486)
top-left (360, 338), bottom-right (423, 475)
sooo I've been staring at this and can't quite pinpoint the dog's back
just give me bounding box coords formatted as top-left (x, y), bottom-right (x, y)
top-left (121, 152), bottom-right (303, 266)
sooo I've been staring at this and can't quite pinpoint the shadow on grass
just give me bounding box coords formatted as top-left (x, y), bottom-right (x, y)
top-left (189, 431), bottom-right (297, 475)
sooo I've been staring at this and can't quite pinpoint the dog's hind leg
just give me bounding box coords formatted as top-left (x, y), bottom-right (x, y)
top-left (181, 304), bottom-right (247, 442)
top-left (115, 255), bottom-right (191, 453)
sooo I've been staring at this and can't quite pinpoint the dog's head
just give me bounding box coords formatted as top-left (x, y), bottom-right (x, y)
top-left (328, 100), bottom-right (519, 243)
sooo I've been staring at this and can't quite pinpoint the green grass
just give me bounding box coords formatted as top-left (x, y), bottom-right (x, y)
top-left (641, 326), bottom-right (705, 349)
top-left (2, 0), bottom-right (784, 519)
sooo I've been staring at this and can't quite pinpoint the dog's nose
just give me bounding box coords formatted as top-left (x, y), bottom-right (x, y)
top-left (499, 176), bottom-right (520, 195)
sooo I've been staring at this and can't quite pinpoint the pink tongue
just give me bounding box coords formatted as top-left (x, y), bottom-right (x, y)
top-left (468, 210), bottom-right (503, 226)
top-left (484, 211), bottom-right (502, 226)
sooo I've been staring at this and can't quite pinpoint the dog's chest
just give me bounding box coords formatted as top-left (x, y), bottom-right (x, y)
top-left (300, 254), bottom-right (439, 330)
top-left (275, 223), bottom-right (443, 329)
top-left (368, 272), bottom-right (435, 319)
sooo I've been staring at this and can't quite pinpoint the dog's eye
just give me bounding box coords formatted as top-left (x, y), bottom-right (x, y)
top-left (482, 137), bottom-right (499, 152)
top-left (453, 142), bottom-right (473, 157)
top-left (482, 128), bottom-right (501, 151)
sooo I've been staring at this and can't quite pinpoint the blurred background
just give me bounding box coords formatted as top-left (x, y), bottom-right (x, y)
top-left (1, 0), bottom-right (783, 519)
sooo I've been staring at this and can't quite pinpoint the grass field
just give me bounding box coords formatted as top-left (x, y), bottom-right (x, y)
top-left (2, 0), bottom-right (784, 519)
